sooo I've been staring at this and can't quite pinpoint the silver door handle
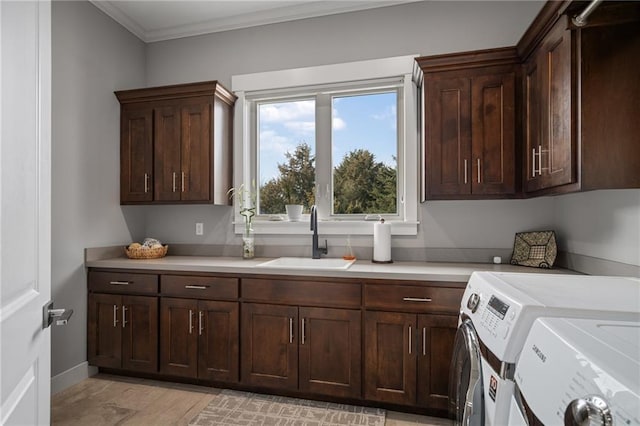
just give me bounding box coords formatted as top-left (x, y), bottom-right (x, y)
top-left (113, 304), bottom-right (118, 327)
top-left (185, 285), bottom-right (208, 290)
top-left (464, 159), bottom-right (468, 184)
top-left (477, 158), bottom-right (481, 183)
top-left (181, 172), bottom-right (185, 192)
top-left (109, 281), bottom-right (130, 286)
top-left (422, 327), bottom-right (426, 356)
top-left (122, 305), bottom-right (127, 328)
top-left (408, 326), bottom-right (412, 355)
top-left (172, 172), bottom-right (177, 192)
top-left (189, 309), bottom-right (193, 334)
top-left (403, 297), bottom-right (432, 303)
top-left (199, 311), bottom-right (204, 336)
top-left (289, 318), bottom-right (294, 344)
top-left (301, 318), bottom-right (306, 345)
top-left (532, 147), bottom-right (537, 177)
top-left (537, 144), bottom-right (543, 175)
top-left (144, 173), bottom-right (149, 193)
top-left (42, 301), bottom-right (74, 328)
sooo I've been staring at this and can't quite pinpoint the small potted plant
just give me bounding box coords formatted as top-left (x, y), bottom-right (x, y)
top-left (227, 183), bottom-right (256, 259)
top-left (282, 180), bottom-right (304, 221)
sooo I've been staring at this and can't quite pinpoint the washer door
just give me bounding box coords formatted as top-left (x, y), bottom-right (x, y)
top-left (449, 319), bottom-right (484, 426)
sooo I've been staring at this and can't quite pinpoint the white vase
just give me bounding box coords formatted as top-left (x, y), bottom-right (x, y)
top-left (285, 204), bottom-right (303, 222)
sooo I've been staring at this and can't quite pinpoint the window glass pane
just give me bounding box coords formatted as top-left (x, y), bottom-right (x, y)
top-left (332, 92), bottom-right (397, 215)
top-left (258, 99), bottom-right (316, 215)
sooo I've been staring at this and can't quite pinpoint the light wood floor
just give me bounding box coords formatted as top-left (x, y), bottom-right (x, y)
top-left (51, 374), bottom-right (452, 426)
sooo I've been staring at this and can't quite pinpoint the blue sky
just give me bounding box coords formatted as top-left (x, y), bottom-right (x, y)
top-left (258, 92), bottom-right (397, 185)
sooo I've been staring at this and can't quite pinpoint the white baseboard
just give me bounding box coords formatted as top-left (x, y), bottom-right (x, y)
top-left (51, 362), bottom-right (99, 395)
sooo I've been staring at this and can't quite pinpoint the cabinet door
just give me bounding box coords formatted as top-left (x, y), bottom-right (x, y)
top-left (417, 314), bottom-right (458, 411)
top-left (471, 73), bottom-right (515, 195)
top-left (241, 303), bottom-right (298, 390)
top-left (121, 295), bottom-right (158, 373)
top-left (364, 311), bottom-right (416, 405)
top-left (425, 77), bottom-right (472, 197)
top-left (120, 106), bottom-right (153, 203)
top-left (524, 51), bottom-right (542, 192)
top-left (88, 293), bottom-right (122, 368)
top-left (160, 297), bottom-right (198, 378)
top-left (198, 300), bottom-right (239, 383)
top-left (526, 16), bottom-right (575, 193)
top-left (180, 102), bottom-right (211, 201)
top-left (299, 307), bottom-right (361, 398)
top-left (541, 16), bottom-right (574, 189)
top-left (154, 106), bottom-right (182, 201)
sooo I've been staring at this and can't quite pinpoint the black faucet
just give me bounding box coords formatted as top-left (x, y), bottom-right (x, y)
top-left (310, 205), bottom-right (328, 259)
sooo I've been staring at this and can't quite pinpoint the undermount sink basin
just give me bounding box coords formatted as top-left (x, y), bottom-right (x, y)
top-left (257, 257), bottom-right (356, 270)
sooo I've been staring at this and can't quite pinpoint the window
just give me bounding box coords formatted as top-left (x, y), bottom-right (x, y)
top-left (232, 56), bottom-right (419, 235)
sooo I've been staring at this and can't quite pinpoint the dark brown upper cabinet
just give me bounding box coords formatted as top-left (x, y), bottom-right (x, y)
top-left (518, 1), bottom-right (640, 195)
top-left (115, 81), bottom-right (236, 205)
top-left (417, 48), bottom-right (518, 200)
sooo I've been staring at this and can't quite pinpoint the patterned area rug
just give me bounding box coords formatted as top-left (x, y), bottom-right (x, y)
top-left (189, 389), bottom-right (386, 426)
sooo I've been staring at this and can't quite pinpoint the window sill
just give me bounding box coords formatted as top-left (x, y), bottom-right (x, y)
top-left (234, 220), bottom-right (418, 236)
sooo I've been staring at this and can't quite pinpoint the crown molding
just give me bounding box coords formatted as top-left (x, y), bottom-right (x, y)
top-left (90, 1), bottom-right (420, 43)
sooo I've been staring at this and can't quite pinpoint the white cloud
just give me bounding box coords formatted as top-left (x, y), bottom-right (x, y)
top-left (372, 105), bottom-right (397, 121)
top-left (284, 121), bottom-right (315, 135)
top-left (259, 130), bottom-right (296, 156)
top-left (332, 107), bottom-right (346, 131)
top-left (259, 100), bottom-right (314, 123)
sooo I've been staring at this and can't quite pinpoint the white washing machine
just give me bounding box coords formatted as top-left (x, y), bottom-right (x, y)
top-left (449, 271), bottom-right (640, 426)
top-left (508, 317), bottom-right (640, 426)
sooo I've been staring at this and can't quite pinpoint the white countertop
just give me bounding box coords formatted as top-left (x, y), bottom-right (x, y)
top-left (86, 256), bottom-right (574, 283)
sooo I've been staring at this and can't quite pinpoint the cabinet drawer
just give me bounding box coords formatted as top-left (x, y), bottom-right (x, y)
top-left (161, 275), bottom-right (238, 300)
top-left (88, 271), bottom-right (158, 294)
top-left (365, 284), bottom-right (463, 314)
top-left (242, 278), bottom-right (360, 308)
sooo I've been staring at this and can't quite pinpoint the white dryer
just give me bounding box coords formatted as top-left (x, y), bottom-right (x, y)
top-left (450, 272), bottom-right (640, 426)
top-left (508, 317), bottom-right (640, 426)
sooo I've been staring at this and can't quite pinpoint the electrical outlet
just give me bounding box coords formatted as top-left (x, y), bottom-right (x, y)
top-left (195, 222), bottom-right (204, 235)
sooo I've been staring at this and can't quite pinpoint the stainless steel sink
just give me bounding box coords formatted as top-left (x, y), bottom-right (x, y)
top-left (256, 257), bottom-right (355, 270)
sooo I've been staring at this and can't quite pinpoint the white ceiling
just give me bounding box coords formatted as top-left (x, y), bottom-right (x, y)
top-left (89, 0), bottom-right (421, 43)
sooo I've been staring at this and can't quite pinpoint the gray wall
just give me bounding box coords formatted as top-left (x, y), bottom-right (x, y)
top-left (52, 1), bottom-right (146, 376)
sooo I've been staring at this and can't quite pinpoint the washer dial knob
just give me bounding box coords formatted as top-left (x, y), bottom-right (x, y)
top-left (466, 293), bottom-right (480, 313)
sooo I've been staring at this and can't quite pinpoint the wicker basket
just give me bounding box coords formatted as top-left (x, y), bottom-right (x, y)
top-left (125, 245), bottom-right (168, 259)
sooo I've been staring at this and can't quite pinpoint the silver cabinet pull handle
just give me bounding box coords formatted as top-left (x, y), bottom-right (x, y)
top-left (189, 310), bottom-right (193, 334)
top-left (113, 304), bottom-right (118, 327)
top-left (403, 297), bottom-right (432, 302)
top-left (537, 144), bottom-right (543, 175)
top-left (185, 285), bottom-right (208, 290)
top-left (422, 327), bottom-right (426, 356)
top-left (109, 281), bottom-right (130, 286)
top-left (144, 173), bottom-right (149, 193)
top-left (199, 311), bottom-right (204, 336)
top-left (301, 318), bottom-right (306, 345)
top-left (122, 305), bottom-right (127, 328)
top-left (477, 158), bottom-right (481, 183)
top-left (289, 318), bottom-right (294, 344)
top-left (464, 159), bottom-right (468, 184)
top-left (172, 172), bottom-right (177, 192)
top-left (181, 172), bottom-right (185, 192)
top-left (532, 147), bottom-right (537, 177)
top-left (408, 326), bottom-right (412, 355)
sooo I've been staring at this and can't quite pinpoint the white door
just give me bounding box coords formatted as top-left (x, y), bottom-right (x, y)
top-left (0, 1), bottom-right (52, 425)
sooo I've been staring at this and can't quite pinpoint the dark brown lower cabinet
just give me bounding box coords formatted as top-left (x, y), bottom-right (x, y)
top-left (364, 311), bottom-right (457, 409)
top-left (241, 303), bottom-right (361, 398)
top-left (160, 297), bottom-right (239, 382)
top-left (88, 293), bottom-right (158, 373)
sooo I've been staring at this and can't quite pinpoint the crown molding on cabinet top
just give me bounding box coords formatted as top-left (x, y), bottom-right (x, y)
top-left (89, 0), bottom-right (421, 43)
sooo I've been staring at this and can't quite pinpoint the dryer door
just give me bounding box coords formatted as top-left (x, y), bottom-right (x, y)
top-left (449, 319), bottom-right (484, 426)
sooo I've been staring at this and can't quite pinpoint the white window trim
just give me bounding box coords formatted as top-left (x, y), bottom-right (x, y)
top-left (232, 55), bottom-right (420, 236)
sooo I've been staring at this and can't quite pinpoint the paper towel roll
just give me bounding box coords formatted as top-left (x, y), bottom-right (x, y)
top-left (373, 219), bottom-right (392, 263)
